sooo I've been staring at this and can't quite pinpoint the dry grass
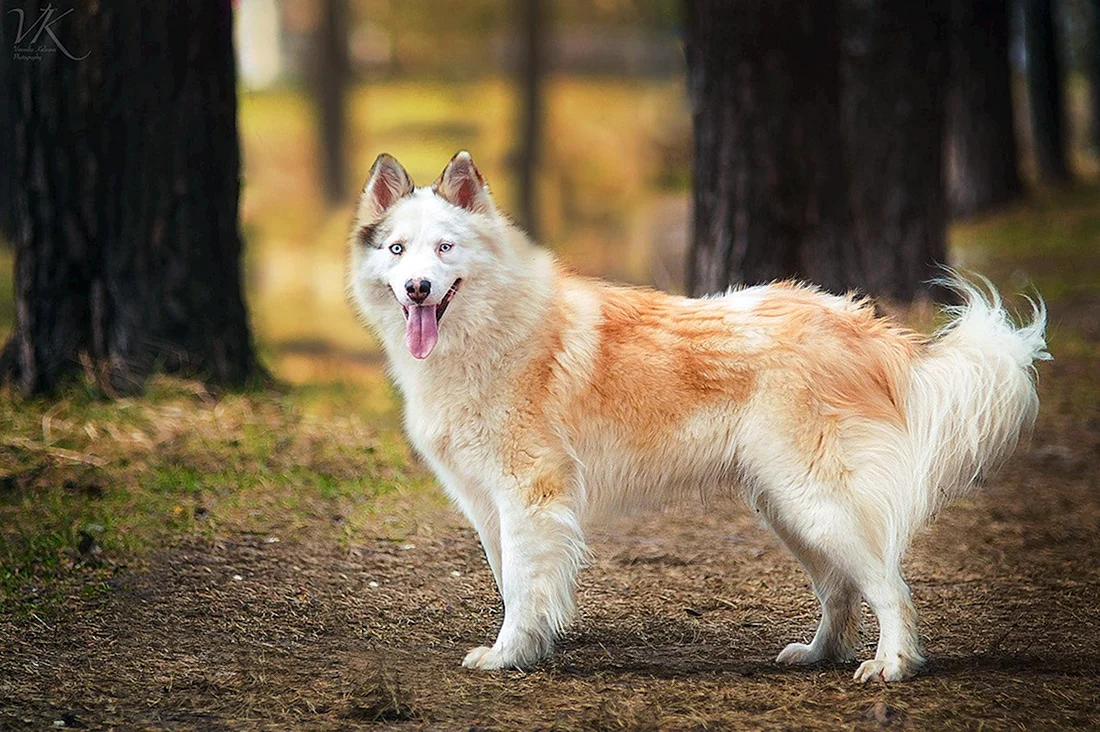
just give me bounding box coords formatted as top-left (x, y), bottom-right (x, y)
top-left (0, 377), bottom-right (440, 618)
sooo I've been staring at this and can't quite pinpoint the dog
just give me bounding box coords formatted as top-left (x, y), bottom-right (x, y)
top-left (347, 151), bottom-right (1049, 682)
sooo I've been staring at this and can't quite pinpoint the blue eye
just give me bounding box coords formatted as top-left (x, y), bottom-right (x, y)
top-left (389, 242), bottom-right (404, 255)
top-left (439, 241), bottom-right (454, 253)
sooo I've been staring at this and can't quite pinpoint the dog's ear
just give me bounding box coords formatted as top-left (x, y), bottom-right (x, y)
top-left (357, 154), bottom-right (414, 225)
top-left (433, 151), bottom-right (491, 213)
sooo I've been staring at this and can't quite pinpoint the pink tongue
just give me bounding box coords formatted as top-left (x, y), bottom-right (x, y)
top-left (405, 305), bottom-right (439, 359)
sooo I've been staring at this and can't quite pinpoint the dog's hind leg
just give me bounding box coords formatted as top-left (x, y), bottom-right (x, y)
top-left (462, 485), bottom-right (585, 671)
top-left (768, 518), bottom-right (862, 665)
top-left (847, 559), bottom-right (923, 683)
top-left (761, 489), bottom-right (924, 682)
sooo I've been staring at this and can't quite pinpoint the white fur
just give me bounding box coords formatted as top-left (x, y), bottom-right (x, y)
top-left (348, 157), bottom-right (1048, 683)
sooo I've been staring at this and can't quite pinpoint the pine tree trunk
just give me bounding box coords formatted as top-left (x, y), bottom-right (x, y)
top-left (1088, 0), bottom-right (1100, 152)
top-left (1, 1), bottom-right (261, 396)
top-left (946, 0), bottom-right (1023, 218)
top-left (313, 0), bottom-right (349, 206)
top-left (0, 1), bottom-right (12, 245)
top-left (684, 0), bottom-right (859, 297)
top-left (1022, 0), bottom-right (1071, 181)
top-left (842, 0), bottom-right (950, 301)
top-left (516, 0), bottom-right (545, 240)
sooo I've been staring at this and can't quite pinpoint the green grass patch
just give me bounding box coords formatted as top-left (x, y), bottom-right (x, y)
top-left (950, 182), bottom-right (1100, 301)
top-left (0, 375), bottom-right (426, 617)
top-left (0, 246), bottom-right (12, 341)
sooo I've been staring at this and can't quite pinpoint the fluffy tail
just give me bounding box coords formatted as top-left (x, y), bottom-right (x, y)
top-left (906, 273), bottom-right (1050, 519)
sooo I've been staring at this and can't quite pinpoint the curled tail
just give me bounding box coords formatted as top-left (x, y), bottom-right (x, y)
top-left (907, 273), bottom-right (1050, 517)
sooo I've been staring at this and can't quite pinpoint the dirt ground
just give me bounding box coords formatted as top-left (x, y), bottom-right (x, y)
top-left (3, 295), bottom-right (1099, 731)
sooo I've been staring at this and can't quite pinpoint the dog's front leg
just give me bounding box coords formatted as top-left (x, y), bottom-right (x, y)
top-left (448, 488), bottom-right (504, 593)
top-left (473, 512), bottom-right (503, 593)
top-left (462, 488), bottom-right (585, 671)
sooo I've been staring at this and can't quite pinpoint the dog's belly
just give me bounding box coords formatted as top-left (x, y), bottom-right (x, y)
top-left (569, 407), bottom-right (748, 511)
top-left (405, 387), bottom-right (757, 515)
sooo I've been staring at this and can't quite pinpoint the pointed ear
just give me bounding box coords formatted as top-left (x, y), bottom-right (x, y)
top-left (356, 154), bottom-right (414, 225)
top-left (433, 151), bottom-right (492, 213)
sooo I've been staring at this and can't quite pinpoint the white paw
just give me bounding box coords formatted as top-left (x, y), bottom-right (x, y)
top-left (853, 656), bottom-right (919, 683)
top-left (462, 645), bottom-right (507, 670)
top-left (776, 642), bottom-right (826, 665)
top-left (462, 639), bottom-right (548, 670)
top-left (463, 644), bottom-right (540, 671)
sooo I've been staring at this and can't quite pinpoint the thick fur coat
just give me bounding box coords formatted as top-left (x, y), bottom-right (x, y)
top-left (347, 152), bottom-right (1049, 682)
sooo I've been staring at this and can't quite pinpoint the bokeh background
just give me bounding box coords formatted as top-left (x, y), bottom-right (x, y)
top-left (2, 2), bottom-right (1099, 728)
top-left (231, 0), bottom-right (689, 387)
top-left (228, 0), bottom-right (1100, 384)
top-left (2, 0), bottom-right (1099, 385)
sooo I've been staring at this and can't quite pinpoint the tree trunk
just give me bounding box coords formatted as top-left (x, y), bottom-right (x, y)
top-left (0, 1), bottom-right (12, 244)
top-left (1088, 0), bottom-right (1100, 152)
top-left (1022, 0), bottom-right (1071, 181)
top-left (312, 0), bottom-right (349, 206)
top-left (516, 0), bottom-right (545, 240)
top-left (841, 0), bottom-right (950, 301)
top-left (946, 0), bottom-right (1023, 218)
top-left (684, 0), bottom-right (859, 297)
top-left (1, 1), bottom-right (261, 396)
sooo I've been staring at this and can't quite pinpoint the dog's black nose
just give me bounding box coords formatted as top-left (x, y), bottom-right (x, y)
top-left (405, 278), bottom-right (431, 303)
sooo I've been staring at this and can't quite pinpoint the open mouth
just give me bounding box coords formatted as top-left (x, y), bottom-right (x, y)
top-left (401, 279), bottom-right (461, 360)
top-left (400, 278), bottom-right (462, 324)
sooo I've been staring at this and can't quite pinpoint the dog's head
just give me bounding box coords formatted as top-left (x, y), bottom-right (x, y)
top-left (348, 151), bottom-right (513, 360)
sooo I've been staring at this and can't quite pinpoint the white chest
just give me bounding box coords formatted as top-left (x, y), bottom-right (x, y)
top-left (402, 384), bottom-right (513, 479)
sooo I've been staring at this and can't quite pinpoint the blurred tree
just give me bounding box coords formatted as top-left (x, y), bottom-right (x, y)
top-left (312, 0), bottom-right (350, 206)
top-left (0, 145), bottom-right (10, 244)
top-left (0, 0), bottom-right (11, 244)
top-left (516, 0), bottom-right (545, 239)
top-left (0, 2), bottom-right (262, 396)
top-left (684, 0), bottom-right (860, 297)
top-left (1023, 0), bottom-right (1072, 180)
top-left (0, 88), bottom-right (10, 243)
top-left (842, 0), bottom-right (950, 300)
top-left (1089, 0), bottom-right (1100, 150)
top-left (946, 0), bottom-right (1023, 217)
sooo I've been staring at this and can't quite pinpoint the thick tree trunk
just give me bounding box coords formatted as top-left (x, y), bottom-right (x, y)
top-left (0, 4), bottom-right (12, 244)
top-left (842, 0), bottom-right (950, 301)
top-left (313, 0), bottom-right (349, 206)
top-left (516, 0), bottom-right (545, 239)
top-left (1022, 0), bottom-right (1071, 181)
top-left (1, 1), bottom-right (261, 396)
top-left (946, 0), bottom-right (1023, 218)
top-left (1088, 0), bottom-right (1100, 152)
top-left (684, 0), bottom-right (859, 297)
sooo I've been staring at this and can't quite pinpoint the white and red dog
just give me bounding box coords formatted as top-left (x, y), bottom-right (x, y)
top-left (347, 151), bottom-right (1048, 682)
